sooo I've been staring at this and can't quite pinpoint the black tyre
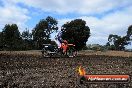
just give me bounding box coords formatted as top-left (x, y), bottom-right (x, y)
top-left (67, 49), bottom-right (74, 57)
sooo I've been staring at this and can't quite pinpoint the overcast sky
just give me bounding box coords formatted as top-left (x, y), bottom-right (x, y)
top-left (0, 0), bottom-right (132, 47)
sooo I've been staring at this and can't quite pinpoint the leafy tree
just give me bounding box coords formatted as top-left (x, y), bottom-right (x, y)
top-left (107, 34), bottom-right (119, 50)
top-left (0, 32), bottom-right (4, 50)
top-left (114, 36), bottom-right (129, 50)
top-left (108, 34), bottom-right (120, 45)
top-left (2, 24), bottom-right (22, 50)
top-left (127, 25), bottom-right (132, 40)
top-left (107, 25), bottom-right (132, 50)
top-left (22, 29), bottom-right (32, 40)
top-left (22, 29), bottom-right (33, 50)
top-left (61, 19), bottom-right (90, 50)
top-left (46, 16), bottom-right (58, 36)
top-left (0, 32), bottom-right (2, 44)
top-left (32, 16), bottom-right (58, 49)
top-left (107, 34), bottom-right (129, 50)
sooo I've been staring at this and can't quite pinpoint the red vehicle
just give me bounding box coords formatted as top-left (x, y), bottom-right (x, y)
top-left (41, 40), bottom-right (77, 57)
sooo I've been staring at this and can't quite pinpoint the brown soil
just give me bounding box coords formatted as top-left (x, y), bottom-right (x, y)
top-left (0, 51), bottom-right (132, 88)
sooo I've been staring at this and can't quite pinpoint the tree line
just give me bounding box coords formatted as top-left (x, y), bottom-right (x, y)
top-left (0, 16), bottom-right (131, 51)
top-left (0, 16), bottom-right (90, 51)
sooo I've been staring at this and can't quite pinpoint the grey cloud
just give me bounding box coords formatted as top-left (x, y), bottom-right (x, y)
top-left (0, 0), bottom-right (30, 32)
top-left (12, 0), bottom-right (132, 14)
